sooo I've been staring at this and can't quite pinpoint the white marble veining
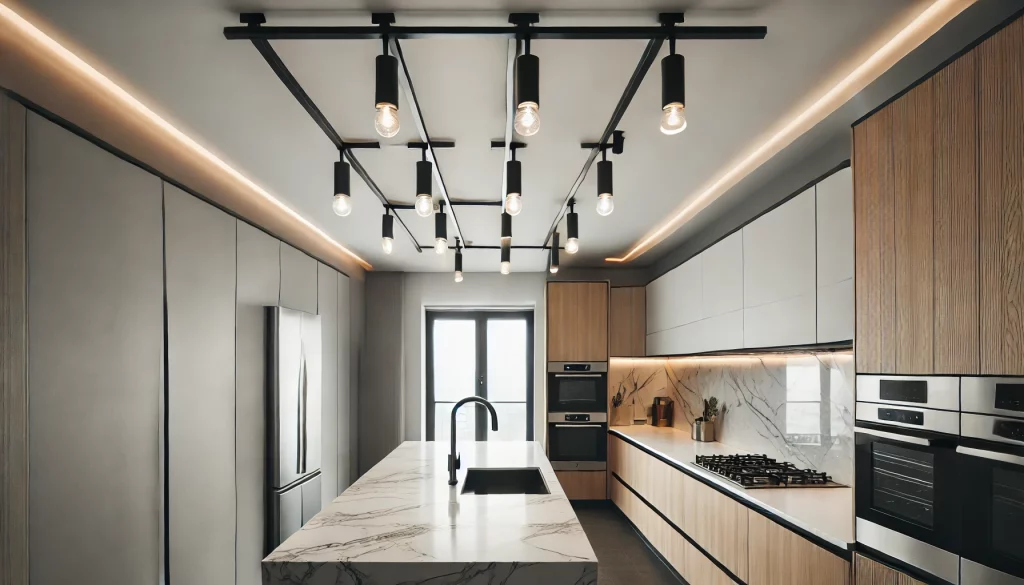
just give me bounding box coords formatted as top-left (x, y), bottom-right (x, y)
top-left (263, 441), bottom-right (597, 585)
top-left (611, 425), bottom-right (854, 550)
top-left (609, 350), bottom-right (855, 486)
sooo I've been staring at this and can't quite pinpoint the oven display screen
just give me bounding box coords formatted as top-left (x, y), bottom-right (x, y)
top-left (995, 384), bottom-right (1024, 413)
top-left (880, 380), bottom-right (928, 403)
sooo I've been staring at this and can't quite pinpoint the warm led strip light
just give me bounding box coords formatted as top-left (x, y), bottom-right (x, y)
top-left (0, 2), bottom-right (372, 271)
top-left (606, 0), bottom-right (976, 264)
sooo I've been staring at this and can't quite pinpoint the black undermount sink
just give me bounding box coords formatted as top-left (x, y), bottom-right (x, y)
top-left (460, 467), bottom-right (550, 495)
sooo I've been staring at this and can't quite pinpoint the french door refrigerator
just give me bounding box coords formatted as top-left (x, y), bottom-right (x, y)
top-left (266, 307), bottom-right (322, 554)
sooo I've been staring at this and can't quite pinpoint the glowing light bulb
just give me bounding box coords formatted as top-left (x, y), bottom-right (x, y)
top-left (332, 193), bottom-right (352, 217)
top-left (596, 193), bottom-right (614, 216)
top-left (375, 103), bottom-right (400, 138)
top-left (415, 194), bottom-right (433, 218)
top-left (454, 270), bottom-right (463, 283)
top-left (514, 102), bottom-right (540, 137)
top-left (660, 103), bottom-right (687, 135)
top-left (505, 193), bottom-right (522, 216)
top-left (435, 238), bottom-right (447, 255)
top-left (549, 265), bottom-right (559, 274)
top-left (500, 261), bottom-right (511, 275)
top-left (565, 238), bottom-right (579, 255)
top-left (381, 237), bottom-right (393, 255)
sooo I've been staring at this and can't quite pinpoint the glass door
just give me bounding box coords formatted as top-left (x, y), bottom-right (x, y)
top-left (426, 311), bottom-right (534, 441)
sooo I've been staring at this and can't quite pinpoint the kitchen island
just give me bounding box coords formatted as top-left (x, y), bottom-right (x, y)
top-left (262, 441), bottom-right (598, 585)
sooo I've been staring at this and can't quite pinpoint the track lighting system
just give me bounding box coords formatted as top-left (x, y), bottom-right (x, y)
top-left (511, 14), bottom-right (541, 137)
top-left (583, 130), bottom-right (624, 217)
top-left (505, 145), bottom-right (523, 216)
top-left (381, 209), bottom-right (394, 254)
top-left (332, 150), bottom-right (352, 217)
top-left (501, 211), bottom-right (512, 244)
top-left (434, 200), bottom-right (448, 255)
top-left (415, 157), bottom-right (433, 217)
top-left (500, 241), bottom-right (511, 275)
top-left (660, 13), bottom-right (687, 135)
top-left (565, 199), bottom-right (579, 254)
top-left (454, 237), bottom-right (464, 282)
top-left (372, 14), bottom-right (401, 138)
top-left (550, 232), bottom-right (560, 274)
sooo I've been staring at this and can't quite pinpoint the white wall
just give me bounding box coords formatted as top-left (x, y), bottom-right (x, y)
top-left (401, 272), bottom-right (547, 443)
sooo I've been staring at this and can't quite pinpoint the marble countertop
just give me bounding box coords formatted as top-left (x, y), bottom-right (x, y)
top-left (609, 426), bottom-right (854, 550)
top-left (263, 441), bottom-right (597, 584)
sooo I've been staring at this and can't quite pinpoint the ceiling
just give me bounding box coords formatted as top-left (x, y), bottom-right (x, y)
top-left (16, 0), bottom-right (928, 272)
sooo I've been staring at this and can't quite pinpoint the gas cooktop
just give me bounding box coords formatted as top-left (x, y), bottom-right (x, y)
top-left (694, 454), bottom-right (845, 489)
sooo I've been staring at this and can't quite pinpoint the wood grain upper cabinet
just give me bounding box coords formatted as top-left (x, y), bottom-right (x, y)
top-left (854, 103), bottom-right (897, 374)
top-left (547, 281), bottom-right (608, 362)
top-left (978, 17), bottom-right (1024, 376)
top-left (609, 287), bottom-right (645, 357)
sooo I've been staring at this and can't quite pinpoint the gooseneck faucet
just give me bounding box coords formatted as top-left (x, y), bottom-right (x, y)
top-left (449, 396), bottom-right (498, 486)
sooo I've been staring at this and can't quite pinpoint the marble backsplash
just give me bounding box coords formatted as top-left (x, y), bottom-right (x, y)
top-left (608, 351), bottom-right (854, 486)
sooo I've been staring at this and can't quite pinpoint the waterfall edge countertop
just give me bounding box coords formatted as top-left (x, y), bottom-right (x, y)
top-left (610, 425), bottom-right (855, 551)
top-left (262, 441), bottom-right (597, 585)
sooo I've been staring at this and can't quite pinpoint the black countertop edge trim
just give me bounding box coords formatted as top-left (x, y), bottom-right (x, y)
top-left (852, 5), bottom-right (1024, 129)
top-left (608, 429), bottom-right (854, 561)
top-left (853, 544), bottom-right (956, 585)
top-left (646, 159), bottom-right (851, 284)
top-left (612, 472), bottom-right (744, 585)
top-left (609, 501), bottom-right (689, 585)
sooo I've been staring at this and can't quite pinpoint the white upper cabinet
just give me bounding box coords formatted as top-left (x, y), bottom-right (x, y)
top-left (701, 232), bottom-right (744, 318)
top-left (816, 167), bottom-right (854, 288)
top-left (646, 255), bottom-right (701, 334)
top-left (815, 166), bottom-right (854, 342)
top-left (743, 188), bottom-right (817, 308)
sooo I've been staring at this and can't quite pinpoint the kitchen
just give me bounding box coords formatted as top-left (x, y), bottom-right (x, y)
top-left (1, 1), bottom-right (1023, 585)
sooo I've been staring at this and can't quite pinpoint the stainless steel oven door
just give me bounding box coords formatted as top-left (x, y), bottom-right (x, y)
top-left (548, 362), bottom-right (607, 413)
top-left (958, 395), bottom-right (1024, 584)
top-left (547, 412), bottom-right (607, 469)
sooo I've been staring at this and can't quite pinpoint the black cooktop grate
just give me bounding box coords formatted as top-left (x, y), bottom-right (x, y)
top-left (694, 454), bottom-right (841, 488)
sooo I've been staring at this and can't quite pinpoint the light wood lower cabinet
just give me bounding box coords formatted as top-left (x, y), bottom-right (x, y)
top-left (748, 511), bottom-right (851, 585)
top-left (554, 471), bottom-right (606, 500)
top-left (610, 478), bottom-right (733, 585)
top-left (854, 553), bottom-right (927, 585)
top-left (682, 472), bottom-right (749, 581)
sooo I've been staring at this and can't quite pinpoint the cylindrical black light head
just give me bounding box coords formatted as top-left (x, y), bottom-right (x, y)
top-left (661, 53), bottom-right (685, 108)
top-left (455, 248), bottom-right (463, 272)
top-left (334, 160), bottom-right (351, 196)
top-left (381, 212), bottom-right (394, 239)
top-left (435, 207), bottom-right (447, 240)
top-left (375, 54), bottom-right (400, 108)
top-left (500, 241), bottom-right (511, 263)
top-left (550, 232), bottom-right (560, 274)
top-left (567, 210), bottom-right (579, 240)
top-left (501, 211), bottom-right (512, 241)
top-left (515, 53), bottom-right (540, 107)
top-left (597, 160), bottom-right (613, 196)
top-left (416, 160), bottom-right (433, 197)
top-left (506, 159), bottom-right (522, 196)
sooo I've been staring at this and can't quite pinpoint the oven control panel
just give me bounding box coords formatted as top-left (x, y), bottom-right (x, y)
top-left (563, 413), bottom-right (591, 422)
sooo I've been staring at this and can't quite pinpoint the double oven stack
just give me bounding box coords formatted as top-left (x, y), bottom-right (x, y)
top-left (855, 375), bottom-right (1024, 585)
top-left (547, 362), bottom-right (608, 471)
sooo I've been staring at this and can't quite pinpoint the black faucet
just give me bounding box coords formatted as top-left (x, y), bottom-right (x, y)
top-left (448, 396), bottom-right (498, 486)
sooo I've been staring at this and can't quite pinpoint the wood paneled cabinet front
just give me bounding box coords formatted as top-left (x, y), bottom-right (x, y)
top-left (853, 15), bottom-right (1024, 375)
top-left (853, 553), bottom-right (927, 585)
top-left (547, 282), bottom-right (608, 362)
top-left (748, 511), bottom-right (851, 585)
top-left (554, 471), bottom-right (606, 500)
top-left (609, 286), bottom-right (645, 357)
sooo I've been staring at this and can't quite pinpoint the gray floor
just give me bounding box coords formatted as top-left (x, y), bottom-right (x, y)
top-left (573, 502), bottom-right (683, 585)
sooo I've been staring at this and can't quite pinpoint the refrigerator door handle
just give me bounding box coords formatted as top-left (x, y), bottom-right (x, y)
top-left (298, 340), bottom-right (307, 475)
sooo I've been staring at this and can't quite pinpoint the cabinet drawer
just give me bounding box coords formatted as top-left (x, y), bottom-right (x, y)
top-left (853, 553), bottom-right (926, 585)
top-left (554, 471), bottom-right (606, 500)
top-left (749, 510), bottom-right (850, 585)
top-left (608, 435), bottom-right (686, 528)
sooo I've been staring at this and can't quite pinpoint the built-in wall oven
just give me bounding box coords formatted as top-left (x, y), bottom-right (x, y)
top-left (958, 377), bottom-right (1024, 585)
top-left (548, 362), bottom-right (607, 414)
top-left (855, 375), bottom-right (962, 585)
top-left (547, 412), bottom-right (608, 470)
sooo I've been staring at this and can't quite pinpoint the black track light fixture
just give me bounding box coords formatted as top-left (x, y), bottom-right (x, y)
top-left (511, 13), bottom-right (541, 137)
top-left (332, 150), bottom-right (352, 217)
top-left (505, 146), bottom-right (523, 216)
top-left (596, 154), bottom-right (614, 217)
top-left (373, 14), bottom-right (400, 138)
top-left (565, 198), bottom-right (579, 254)
top-left (500, 240), bottom-right (511, 275)
top-left (434, 201), bottom-right (448, 255)
top-left (501, 211), bottom-right (512, 244)
top-left (660, 13), bottom-right (687, 135)
top-left (454, 237), bottom-right (464, 282)
top-left (381, 209), bottom-right (394, 254)
top-left (550, 232), bottom-right (560, 274)
top-left (415, 149), bottom-right (434, 218)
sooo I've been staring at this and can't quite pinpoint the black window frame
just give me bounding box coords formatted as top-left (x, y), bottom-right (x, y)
top-left (425, 309), bottom-right (535, 441)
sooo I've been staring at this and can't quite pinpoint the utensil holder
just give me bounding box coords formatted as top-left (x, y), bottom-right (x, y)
top-left (691, 420), bottom-right (715, 442)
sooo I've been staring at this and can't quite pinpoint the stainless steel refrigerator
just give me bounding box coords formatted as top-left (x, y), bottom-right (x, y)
top-left (266, 307), bottom-right (322, 554)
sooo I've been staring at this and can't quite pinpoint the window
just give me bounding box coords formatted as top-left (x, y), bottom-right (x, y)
top-left (426, 311), bottom-right (534, 441)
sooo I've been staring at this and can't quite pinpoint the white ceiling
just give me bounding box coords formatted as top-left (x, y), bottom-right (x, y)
top-left (18, 0), bottom-right (925, 272)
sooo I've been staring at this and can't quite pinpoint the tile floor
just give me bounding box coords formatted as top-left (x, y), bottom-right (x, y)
top-left (573, 502), bottom-right (682, 585)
